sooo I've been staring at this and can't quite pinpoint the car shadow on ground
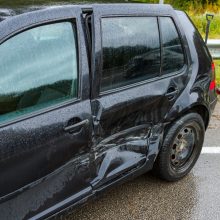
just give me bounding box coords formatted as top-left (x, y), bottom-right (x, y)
top-left (58, 172), bottom-right (197, 220)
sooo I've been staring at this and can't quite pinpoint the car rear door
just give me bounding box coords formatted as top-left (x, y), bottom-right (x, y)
top-left (89, 4), bottom-right (190, 188)
top-left (0, 6), bottom-right (92, 219)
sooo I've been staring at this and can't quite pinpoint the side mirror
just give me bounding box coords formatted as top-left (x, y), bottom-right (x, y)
top-left (205, 14), bottom-right (214, 44)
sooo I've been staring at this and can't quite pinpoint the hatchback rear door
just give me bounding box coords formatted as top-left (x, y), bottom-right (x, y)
top-left (0, 6), bottom-right (92, 219)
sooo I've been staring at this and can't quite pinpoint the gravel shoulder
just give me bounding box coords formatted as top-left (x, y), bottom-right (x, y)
top-left (208, 98), bottom-right (220, 129)
top-left (204, 98), bottom-right (220, 147)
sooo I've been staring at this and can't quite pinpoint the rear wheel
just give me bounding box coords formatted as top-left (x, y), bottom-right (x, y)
top-left (155, 113), bottom-right (205, 181)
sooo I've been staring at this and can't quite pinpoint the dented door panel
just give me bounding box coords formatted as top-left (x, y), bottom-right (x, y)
top-left (90, 5), bottom-right (190, 189)
top-left (90, 81), bottom-right (173, 188)
top-left (91, 124), bottom-right (150, 189)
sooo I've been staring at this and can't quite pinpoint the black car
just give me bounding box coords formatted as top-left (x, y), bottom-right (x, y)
top-left (0, 3), bottom-right (217, 219)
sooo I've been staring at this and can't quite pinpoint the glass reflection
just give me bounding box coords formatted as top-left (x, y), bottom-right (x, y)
top-left (101, 17), bottom-right (160, 91)
top-left (160, 17), bottom-right (185, 74)
top-left (0, 22), bottom-right (78, 122)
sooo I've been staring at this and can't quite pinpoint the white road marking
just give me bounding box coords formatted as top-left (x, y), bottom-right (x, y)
top-left (202, 147), bottom-right (220, 154)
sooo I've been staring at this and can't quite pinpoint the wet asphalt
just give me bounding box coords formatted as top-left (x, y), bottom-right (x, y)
top-left (63, 101), bottom-right (220, 220)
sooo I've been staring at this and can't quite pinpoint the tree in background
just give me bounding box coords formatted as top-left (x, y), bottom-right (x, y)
top-left (134, 0), bottom-right (220, 38)
top-left (135, 0), bottom-right (220, 13)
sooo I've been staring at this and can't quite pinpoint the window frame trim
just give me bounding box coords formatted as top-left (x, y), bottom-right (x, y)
top-left (98, 14), bottom-right (188, 97)
top-left (100, 65), bottom-right (187, 96)
top-left (158, 16), bottom-right (187, 76)
top-left (0, 19), bottom-right (82, 128)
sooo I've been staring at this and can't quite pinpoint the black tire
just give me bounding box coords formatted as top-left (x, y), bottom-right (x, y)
top-left (155, 113), bottom-right (205, 181)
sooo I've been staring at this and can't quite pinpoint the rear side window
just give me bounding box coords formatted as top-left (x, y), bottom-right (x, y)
top-left (160, 17), bottom-right (185, 74)
top-left (0, 22), bottom-right (78, 123)
top-left (101, 17), bottom-right (160, 92)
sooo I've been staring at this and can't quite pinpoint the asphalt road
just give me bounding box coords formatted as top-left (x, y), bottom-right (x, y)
top-left (62, 101), bottom-right (220, 220)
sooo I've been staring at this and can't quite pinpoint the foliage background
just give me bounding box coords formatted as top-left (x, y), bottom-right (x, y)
top-left (134, 0), bottom-right (220, 38)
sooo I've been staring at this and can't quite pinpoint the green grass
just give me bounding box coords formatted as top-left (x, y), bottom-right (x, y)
top-left (215, 60), bottom-right (220, 87)
top-left (132, 0), bottom-right (220, 39)
top-left (190, 14), bottom-right (220, 39)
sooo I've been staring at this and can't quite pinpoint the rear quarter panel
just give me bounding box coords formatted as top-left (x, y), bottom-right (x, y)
top-left (164, 10), bottom-right (217, 125)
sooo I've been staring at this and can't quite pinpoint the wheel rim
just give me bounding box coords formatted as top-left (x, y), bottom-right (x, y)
top-left (170, 126), bottom-right (196, 169)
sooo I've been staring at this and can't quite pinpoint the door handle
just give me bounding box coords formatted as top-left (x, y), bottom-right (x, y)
top-left (64, 119), bottom-right (89, 133)
top-left (166, 87), bottom-right (179, 101)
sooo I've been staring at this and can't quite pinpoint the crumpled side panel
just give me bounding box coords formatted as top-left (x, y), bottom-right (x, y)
top-left (91, 124), bottom-right (151, 189)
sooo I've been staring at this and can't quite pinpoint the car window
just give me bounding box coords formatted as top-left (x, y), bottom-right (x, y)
top-left (101, 17), bottom-right (160, 92)
top-left (160, 17), bottom-right (185, 74)
top-left (0, 22), bottom-right (78, 123)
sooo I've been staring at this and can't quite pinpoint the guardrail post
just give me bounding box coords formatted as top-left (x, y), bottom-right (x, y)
top-left (207, 40), bottom-right (220, 59)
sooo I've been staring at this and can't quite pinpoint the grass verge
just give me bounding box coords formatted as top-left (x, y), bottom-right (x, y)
top-left (214, 60), bottom-right (220, 88)
top-left (190, 14), bottom-right (220, 39)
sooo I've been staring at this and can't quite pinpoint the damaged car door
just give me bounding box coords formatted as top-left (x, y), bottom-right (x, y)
top-left (90, 5), bottom-right (188, 188)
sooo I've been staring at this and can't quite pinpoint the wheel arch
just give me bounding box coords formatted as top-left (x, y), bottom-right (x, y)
top-left (177, 105), bottom-right (209, 131)
top-left (187, 105), bottom-right (210, 130)
top-left (166, 104), bottom-right (210, 131)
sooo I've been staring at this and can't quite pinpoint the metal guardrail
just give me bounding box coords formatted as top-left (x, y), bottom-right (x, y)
top-left (207, 39), bottom-right (220, 59)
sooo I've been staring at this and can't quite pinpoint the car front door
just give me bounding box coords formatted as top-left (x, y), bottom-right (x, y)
top-left (90, 5), bottom-right (189, 188)
top-left (0, 6), bottom-right (92, 220)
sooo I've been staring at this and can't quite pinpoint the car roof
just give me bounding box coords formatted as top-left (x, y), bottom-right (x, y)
top-left (0, 3), bottom-right (176, 43)
top-left (0, 3), bottom-right (174, 21)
